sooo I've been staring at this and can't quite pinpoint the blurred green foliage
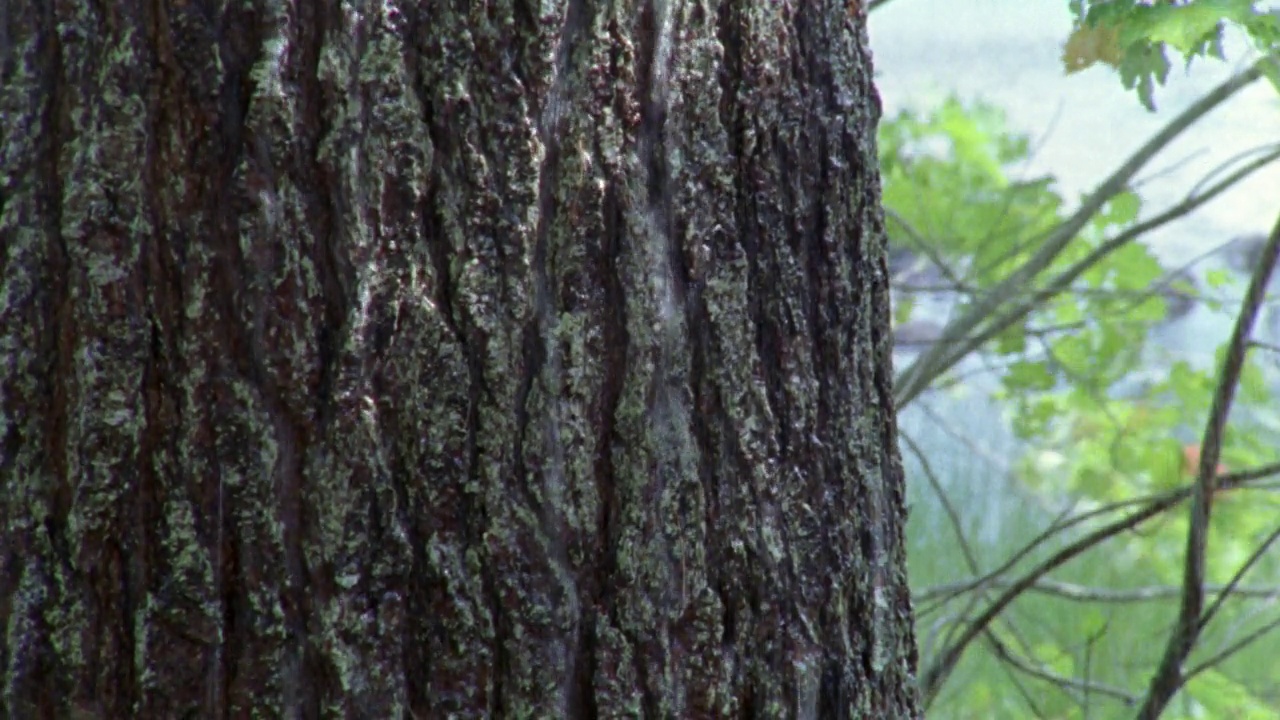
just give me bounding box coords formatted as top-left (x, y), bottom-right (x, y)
top-left (884, 91), bottom-right (1280, 717)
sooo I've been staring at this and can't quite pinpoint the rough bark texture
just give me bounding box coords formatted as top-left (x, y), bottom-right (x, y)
top-left (0, 0), bottom-right (917, 717)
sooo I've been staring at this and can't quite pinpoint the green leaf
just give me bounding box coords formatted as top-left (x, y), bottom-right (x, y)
top-left (1261, 53), bottom-right (1280, 95)
top-left (1011, 397), bottom-right (1063, 440)
top-left (1204, 267), bottom-right (1232, 289)
top-left (1063, 22), bottom-right (1123, 72)
top-left (1005, 360), bottom-right (1057, 392)
top-left (1120, 42), bottom-right (1172, 111)
top-left (993, 322), bottom-right (1029, 354)
top-left (1244, 10), bottom-right (1280, 51)
top-left (1141, 1), bottom-right (1252, 55)
top-left (1107, 242), bottom-right (1162, 291)
top-left (1105, 189), bottom-right (1142, 226)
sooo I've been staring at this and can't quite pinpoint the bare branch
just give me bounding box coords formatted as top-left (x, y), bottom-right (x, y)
top-left (984, 632), bottom-right (1139, 706)
top-left (894, 56), bottom-right (1273, 408)
top-left (912, 145), bottom-right (1280, 394)
top-left (917, 459), bottom-right (1280, 704)
top-left (1134, 209), bottom-right (1280, 720)
top-left (1184, 612), bottom-right (1280, 684)
top-left (1198, 522), bottom-right (1280, 632)
top-left (917, 577), bottom-right (1280, 605)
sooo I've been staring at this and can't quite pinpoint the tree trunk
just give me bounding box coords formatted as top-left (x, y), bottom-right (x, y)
top-left (0, 0), bottom-right (918, 717)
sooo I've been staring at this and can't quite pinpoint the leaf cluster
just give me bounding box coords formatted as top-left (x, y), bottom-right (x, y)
top-left (1064, 0), bottom-right (1280, 108)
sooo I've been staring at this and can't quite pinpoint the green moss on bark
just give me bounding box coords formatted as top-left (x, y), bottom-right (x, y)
top-left (2, 0), bottom-right (918, 717)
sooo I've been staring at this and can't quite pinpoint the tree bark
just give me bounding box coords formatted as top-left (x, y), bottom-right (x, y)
top-left (0, 0), bottom-right (918, 717)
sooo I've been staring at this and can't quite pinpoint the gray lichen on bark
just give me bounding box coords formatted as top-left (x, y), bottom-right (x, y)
top-left (1, 0), bottom-right (918, 717)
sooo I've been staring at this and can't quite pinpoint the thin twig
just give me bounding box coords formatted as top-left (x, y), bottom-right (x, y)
top-left (1186, 141), bottom-right (1280, 199)
top-left (900, 431), bottom-right (982, 572)
top-left (916, 577), bottom-right (1280, 605)
top-left (916, 460), bottom-right (1280, 616)
top-left (1183, 612), bottom-right (1280, 684)
top-left (984, 632), bottom-right (1139, 706)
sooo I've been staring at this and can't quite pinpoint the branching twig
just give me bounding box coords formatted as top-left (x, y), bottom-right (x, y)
top-left (1197, 522), bottom-right (1280, 633)
top-left (901, 431), bottom-right (1102, 714)
top-left (900, 427), bottom-right (1003, 663)
top-left (1184, 612), bottom-right (1280, 685)
top-left (885, 209), bottom-right (971, 292)
top-left (984, 632), bottom-right (1139, 706)
top-left (1133, 210), bottom-right (1280, 720)
top-left (908, 145), bottom-right (1280, 399)
top-left (1186, 141), bottom-right (1280, 199)
top-left (894, 56), bottom-right (1273, 408)
top-left (917, 577), bottom-right (1280, 605)
top-left (916, 460), bottom-right (1280, 705)
top-left (916, 461), bottom-right (1280, 617)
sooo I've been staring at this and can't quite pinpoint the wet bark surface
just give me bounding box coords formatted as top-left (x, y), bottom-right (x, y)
top-left (0, 0), bottom-right (918, 717)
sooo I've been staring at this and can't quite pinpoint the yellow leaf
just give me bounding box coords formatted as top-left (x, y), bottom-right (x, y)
top-left (1062, 24), bottom-right (1123, 73)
